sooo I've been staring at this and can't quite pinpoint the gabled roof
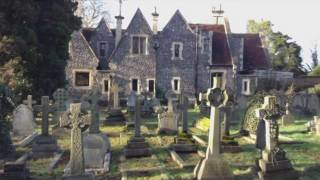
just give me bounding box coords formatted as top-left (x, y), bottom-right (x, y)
top-left (126, 8), bottom-right (153, 34)
top-left (211, 27), bottom-right (232, 66)
top-left (162, 10), bottom-right (193, 33)
top-left (96, 18), bottom-right (112, 33)
top-left (82, 28), bottom-right (95, 42)
top-left (233, 34), bottom-right (270, 70)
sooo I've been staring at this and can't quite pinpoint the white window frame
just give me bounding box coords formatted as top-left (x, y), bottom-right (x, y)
top-left (171, 77), bottom-right (181, 93)
top-left (171, 42), bottom-right (183, 60)
top-left (73, 69), bottom-right (93, 90)
top-left (242, 78), bottom-right (251, 95)
top-left (130, 34), bottom-right (148, 55)
top-left (210, 69), bottom-right (227, 89)
top-left (146, 78), bottom-right (156, 96)
top-left (98, 41), bottom-right (108, 57)
top-left (130, 77), bottom-right (140, 94)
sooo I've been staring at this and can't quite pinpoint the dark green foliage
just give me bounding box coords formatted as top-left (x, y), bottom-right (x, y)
top-left (240, 91), bottom-right (269, 135)
top-left (0, 84), bottom-right (15, 158)
top-left (0, 0), bottom-right (81, 98)
top-left (247, 20), bottom-right (306, 75)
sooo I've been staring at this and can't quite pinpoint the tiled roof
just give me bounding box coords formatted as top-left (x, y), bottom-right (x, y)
top-left (235, 34), bottom-right (270, 70)
top-left (189, 24), bottom-right (225, 33)
top-left (212, 31), bottom-right (232, 66)
top-left (82, 28), bottom-right (95, 42)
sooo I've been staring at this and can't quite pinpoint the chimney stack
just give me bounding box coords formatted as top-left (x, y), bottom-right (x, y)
top-left (152, 7), bottom-right (159, 34)
top-left (115, 15), bottom-right (124, 47)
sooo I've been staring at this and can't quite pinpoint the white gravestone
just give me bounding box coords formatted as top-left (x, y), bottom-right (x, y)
top-left (13, 104), bottom-right (36, 137)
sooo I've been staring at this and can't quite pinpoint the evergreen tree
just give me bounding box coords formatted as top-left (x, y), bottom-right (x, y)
top-left (0, 0), bottom-right (81, 97)
top-left (247, 20), bottom-right (306, 75)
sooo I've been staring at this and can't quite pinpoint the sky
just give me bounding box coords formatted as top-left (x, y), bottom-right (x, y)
top-left (104, 0), bottom-right (320, 66)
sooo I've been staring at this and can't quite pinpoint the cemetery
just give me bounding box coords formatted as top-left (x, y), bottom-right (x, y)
top-left (1, 0), bottom-right (320, 180)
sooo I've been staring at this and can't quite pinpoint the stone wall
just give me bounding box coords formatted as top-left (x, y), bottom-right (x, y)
top-left (157, 10), bottom-right (196, 98)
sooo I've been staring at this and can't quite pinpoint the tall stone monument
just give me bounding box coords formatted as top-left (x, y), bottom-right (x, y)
top-left (124, 94), bottom-right (151, 158)
top-left (177, 92), bottom-right (189, 133)
top-left (32, 96), bottom-right (59, 156)
top-left (60, 103), bottom-right (95, 180)
top-left (256, 96), bottom-right (299, 180)
top-left (194, 76), bottom-right (234, 180)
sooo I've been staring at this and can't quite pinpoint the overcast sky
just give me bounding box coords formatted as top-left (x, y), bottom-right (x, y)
top-left (105, 0), bottom-right (320, 66)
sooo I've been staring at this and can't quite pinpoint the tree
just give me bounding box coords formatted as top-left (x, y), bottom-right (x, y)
top-left (247, 20), bottom-right (306, 75)
top-left (0, 0), bottom-right (81, 97)
top-left (76, 0), bottom-right (110, 27)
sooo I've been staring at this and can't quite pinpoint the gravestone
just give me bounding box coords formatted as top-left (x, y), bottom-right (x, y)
top-left (309, 116), bottom-right (320, 135)
top-left (177, 92), bottom-right (189, 133)
top-left (140, 90), bottom-right (154, 117)
top-left (281, 103), bottom-right (294, 126)
top-left (105, 84), bottom-right (125, 124)
top-left (60, 103), bottom-right (95, 180)
top-left (12, 104), bottom-right (36, 137)
top-left (83, 89), bottom-right (111, 172)
top-left (157, 92), bottom-right (179, 134)
top-left (194, 76), bottom-right (234, 180)
top-left (127, 91), bottom-right (137, 120)
top-left (256, 96), bottom-right (299, 180)
top-left (53, 88), bottom-right (69, 124)
top-left (32, 96), bottom-right (59, 156)
top-left (199, 92), bottom-right (210, 115)
top-left (220, 88), bottom-right (241, 153)
top-left (22, 95), bottom-right (36, 110)
top-left (124, 95), bottom-right (151, 158)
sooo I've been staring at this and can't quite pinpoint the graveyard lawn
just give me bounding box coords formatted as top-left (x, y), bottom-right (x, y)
top-left (7, 110), bottom-right (320, 180)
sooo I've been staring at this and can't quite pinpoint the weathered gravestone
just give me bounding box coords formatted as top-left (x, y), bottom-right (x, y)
top-left (105, 83), bottom-right (125, 124)
top-left (199, 92), bottom-right (210, 116)
top-left (194, 76), bottom-right (234, 180)
top-left (309, 116), bottom-right (320, 135)
top-left (12, 104), bottom-right (36, 137)
top-left (82, 90), bottom-right (111, 172)
top-left (256, 96), bottom-right (299, 180)
top-left (53, 88), bottom-right (69, 123)
top-left (22, 95), bottom-right (36, 110)
top-left (140, 90), bottom-right (154, 117)
top-left (157, 91), bottom-right (179, 134)
top-left (219, 88), bottom-right (241, 153)
top-left (32, 96), bottom-right (59, 156)
top-left (124, 94), bottom-right (151, 158)
top-left (60, 103), bottom-right (95, 180)
top-left (281, 103), bottom-right (294, 126)
top-left (177, 92), bottom-right (189, 133)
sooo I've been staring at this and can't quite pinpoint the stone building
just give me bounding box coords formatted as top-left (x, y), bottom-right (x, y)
top-left (66, 8), bottom-right (293, 103)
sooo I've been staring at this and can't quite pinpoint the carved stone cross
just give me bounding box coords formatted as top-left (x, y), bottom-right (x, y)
top-left (134, 95), bottom-right (142, 137)
top-left (177, 92), bottom-right (189, 133)
top-left (23, 95), bottom-right (36, 110)
top-left (256, 96), bottom-right (284, 152)
top-left (60, 103), bottom-right (91, 176)
top-left (34, 96), bottom-right (56, 136)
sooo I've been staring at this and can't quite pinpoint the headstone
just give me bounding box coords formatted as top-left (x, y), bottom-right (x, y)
top-left (281, 103), bottom-right (294, 126)
top-left (124, 95), bottom-right (151, 158)
top-left (111, 83), bottom-right (121, 109)
top-left (12, 104), bottom-right (36, 137)
top-left (22, 95), bottom-right (36, 110)
top-left (32, 96), bottom-right (59, 156)
top-left (194, 76), bottom-right (234, 180)
top-left (82, 90), bottom-right (111, 172)
top-left (177, 93), bottom-right (189, 133)
top-left (256, 96), bottom-right (299, 180)
top-left (53, 88), bottom-right (69, 124)
top-left (199, 92), bottom-right (210, 116)
top-left (60, 103), bottom-right (95, 180)
top-left (104, 84), bottom-right (125, 125)
top-left (309, 116), bottom-right (320, 135)
top-left (140, 90), bottom-right (153, 117)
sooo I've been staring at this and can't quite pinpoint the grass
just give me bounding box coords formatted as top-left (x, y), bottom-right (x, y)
top-left (8, 109), bottom-right (320, 180)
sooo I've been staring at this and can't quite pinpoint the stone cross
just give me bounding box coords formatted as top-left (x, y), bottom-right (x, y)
top-left (177, 92), bottom-right (189, 133)
top-left (87, 89), bottom-right (101, 134)
top-left (23, 95), bottom-right (36, 110)
top-left (134, 95), bottom-right (142, 137)
top-left (165, 90), bottom-right (176, 113)
top-left (220, 88), bottom-right (235, 137)
top-left (206, 76), bottom-right (226, 157)
top-left (60, 103), bottom-right (91, 176)
top-left (53, 88), bottom-right (68, 111)
top-left (256, 96), bottom-right (283, 152)
top-left (34, 96), bottom-right (56, 136)
top-left (111, 83), bottom-right (121, 109)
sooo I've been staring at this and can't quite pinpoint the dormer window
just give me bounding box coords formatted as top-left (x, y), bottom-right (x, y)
top-left (132, 36), bottom-right (147, 55)
top-left (99, 42), bottom-right (107, 57)
top-left (171, 42), bottom-right (183, 60)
